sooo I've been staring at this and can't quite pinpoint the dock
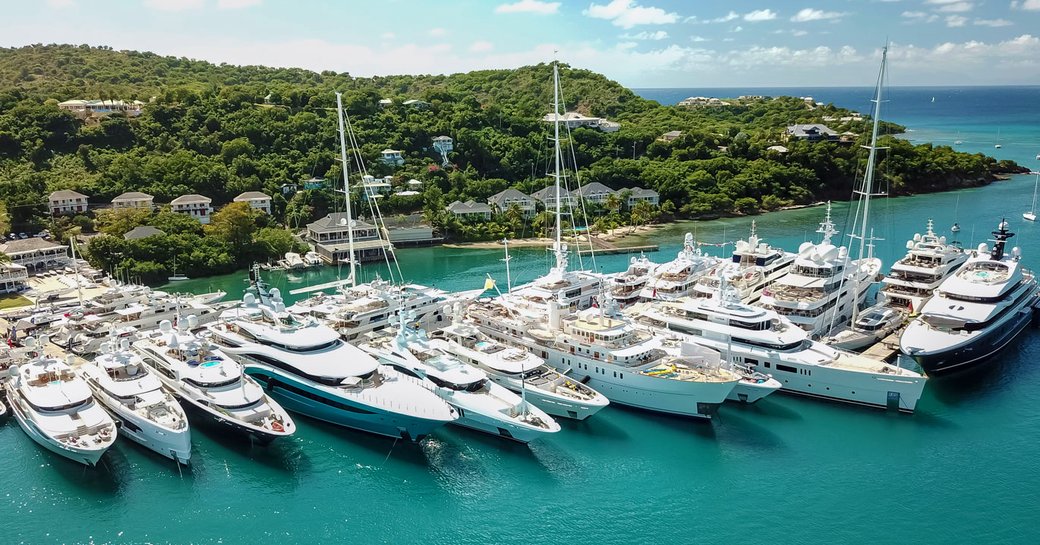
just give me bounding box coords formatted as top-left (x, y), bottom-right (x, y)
top-left (861, 328), bottom-right (905, 362)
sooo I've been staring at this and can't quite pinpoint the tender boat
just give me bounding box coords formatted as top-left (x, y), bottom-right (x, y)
top-left (210, 288), bottom-right (457, 442)
top-left (79, 337), bottom-right (191, 464)
top-left (358, 320), bottom-right (561, 443)
top-left (901, 221), bottom-right (1039, 375)
top-left (430, 310), bottom-right (609, 420)
top-left (134, 317), bottom-right (296, 445)
top-left (4, 336), bottom-right (117, 466)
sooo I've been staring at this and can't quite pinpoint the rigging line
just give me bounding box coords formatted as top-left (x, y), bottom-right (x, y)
top-left (557, 75), bottom-right (598, 271)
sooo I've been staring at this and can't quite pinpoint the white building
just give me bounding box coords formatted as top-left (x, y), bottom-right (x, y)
top-left (305, 212), bottom-right (390, 264)
top-left (57, 99), bottom-right (143, 116)
top-left (0, 238), bottom-right (69, 271)
top-left (530, 186), bottom-right (576, 209)
top-left (169, 194), bottom-right (213, 224)
top-left (233, 191), bottom-right (272, 214)
top-left (541, 112), bottom-right (620, 132)
top-left (626, 187), bottom-right (660, 207)
top-left (380, 149), bottom-right (404, 166)
top-left (0, 263), bottom-right (29, 294)
top-left (111, 191), bottom-right (154, 211)
top-left (571, 182), bottom-right (616, 206)
top-left (488, 188), bottom-right (537, 217)
top-left (48, 190), bottom-right (89, 215)
top-left (446, 200), bottom-right (493, 221)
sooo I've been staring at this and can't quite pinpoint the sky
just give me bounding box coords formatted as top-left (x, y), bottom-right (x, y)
top-left (3, 0), bottom-right (1040, 87)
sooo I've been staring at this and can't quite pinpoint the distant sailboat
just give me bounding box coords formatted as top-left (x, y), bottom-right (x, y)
top-left (995, 128), bottom-right (1002, 149)
top-left (168, 256), bottom-right (188, 281)
top-left (931, 96), bottom-right (935, 103)
top-left (1026, 172), bottom-right (1040, 222)
top-left (951, 194), bottom-right (961, 232)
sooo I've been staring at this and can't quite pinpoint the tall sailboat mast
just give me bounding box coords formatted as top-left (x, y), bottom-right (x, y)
top-left (335, 92), bottom-right (357, 287)
top-left (551, 61), bottom-right (564, 263)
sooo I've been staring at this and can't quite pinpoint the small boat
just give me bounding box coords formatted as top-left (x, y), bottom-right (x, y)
top-left (995, 144), bottom-right (1002, 149)
top-left (954, 140), bottom-right (963, 145)
top-left (1025, 171), bottom-right (1039, 222)
top-left (303, 251), bottom-right (323, 267)
top-left (951, 223), bottom-right (961, 233)
top-left (168, 257), bottom-right (188, 282)
top-left (4, 336), bottom-right (118, 466)
top-left (284, 252), bottom-right (306, 269)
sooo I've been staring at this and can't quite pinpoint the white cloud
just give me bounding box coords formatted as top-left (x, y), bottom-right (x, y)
top-left (731, 26), bottom-right (743, 33)
top-left (707, 11), bottom-right (739, 23)
top-left (791, 8), bottom-right (844, 22)
top-left (45, 0), bottom-right (77, 7)
top-left (743, 9), bottom-right (777, 22)
top-left (143, 0), bottom-right (204, 10)
top-left (945, 15), bottom-right (968, 26)
top-left (621, 30), bottom-right (670, 40)
top-left (217, 0), bottom-right (262, 8)
top-left (934, 1), bottom-right (974, 13)
top-left (470, 41), bottom-right (494, 52)
top-left (494, 0), bottom-right (560, 15)
top-left (428, 27), bottom-right (448, 37)
top-left (1011, 0), bottom-right (1040, 9)
top-left (585, 0), bottom-right (679, 28)
top-left (902, 10), bottom-right (939, 22)
top-left (690, 35), bottom-right (709, 42)
top-left (974, 18), bottom-right (1013, 26)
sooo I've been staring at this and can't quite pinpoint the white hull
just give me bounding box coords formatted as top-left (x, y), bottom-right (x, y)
top-left (447, 397), bottom-right (553, 443)
top-left (87, 385), bottom-right (191, 464)
top-left (486, 375), bottom-right (606, 421)
top-left (729, 378), bottom-right (781, 404)
top-left (4, 383), bottom-right (114, 466)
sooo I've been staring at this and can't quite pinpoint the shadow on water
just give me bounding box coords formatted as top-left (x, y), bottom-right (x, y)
top-left (294, 413), bottom-right (432, 468)
top-left (713, 410), bottom-right (789, 452)
top-left (555, 409), bottom-right (631, 441)
top-left (605, 403), bottom-right (718, 441)
top-left (47, 446), bottom-right (129, 497)
top-left (722, 395), bottom-right (806, 423)
top-left (188, 412), bottom-right (312, 476)
top-left (925, 335), bottom-right (1036, 407)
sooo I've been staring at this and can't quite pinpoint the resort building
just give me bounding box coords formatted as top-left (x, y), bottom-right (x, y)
top-left (233, 191), bottom-right (272, 214)
top-left (48, 190), bottom-right (89, 215)
top-left (658, 130), bottom-right (683, 142)
top-left (541, 112), bottom-right (620, 132)
top-left (626, 187), bottom-right (660, 207)
top-left (123, 226), bottom-right (165, 241)
top-left (783, 124), bottom-right (838, 143)
top-left (530, 186), bottom-right (576, 210)
top-left (0, 263), bottom-right (29, 294)
top-left (403, 99), bottom-right (430, 109)
top-left (445, 200), bottom-right (493, 221)
top-left (169, 194), bottom-right (213, 224)
top-left (488, 188), bottom-right (537, 217)
top-left (381, 214), bottom-right (440, 246)
top-left (360, 175), bottom-right (393, 199)
top-left (305, 212), bottom-right (391, 264)
top-left (572, 182), bottom-right (616, 206)
top-left (57, 99), bottom-right (144, 116)
top-left (678, 97), bottom-right (731, 107)
top-left (111, 191), bottom-right (154, 211)
top-left (380, 149), bottom-right (405, 166)
top-left (0, 238), bottom-right (69, 271)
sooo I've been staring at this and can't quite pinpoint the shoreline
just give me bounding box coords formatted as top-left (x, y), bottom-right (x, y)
top-left (442, 224), bottom-right (670, 250)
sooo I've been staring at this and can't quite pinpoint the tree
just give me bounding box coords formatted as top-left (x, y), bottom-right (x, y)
top-left (205, 202), bottom-right (260, 263)
top-left (253, 226), bottom-right (298, 258)
top-left (0, 201), bottom-right (9, 235)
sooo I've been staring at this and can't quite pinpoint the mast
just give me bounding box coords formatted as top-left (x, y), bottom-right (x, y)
top-left (502, 238), bottom-right (512, 293)
top-left (70, 237), bottom-right (83, 305)
top-left (335, 92), bottom-right (357, 287)
top-left (551, 61), bottom-right (564, 267)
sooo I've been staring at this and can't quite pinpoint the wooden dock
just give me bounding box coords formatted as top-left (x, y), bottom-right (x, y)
top-left (861, 328), bottom-right (905, 362)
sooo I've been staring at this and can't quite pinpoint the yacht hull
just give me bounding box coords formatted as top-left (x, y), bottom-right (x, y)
top-left (450, 412), bottom-right (547, 443)
top-left (748, 358), bottom-right (924, 413)
top-left (728, 378), bottom-right (781, 404)
top-left (904, 305), bottom-right (1034, 375)
top-left (174, 394), bottom-right (285, 446)
top-left (92, 391), bottom-right (191, 465)
top-left (5, 388), bottom-right (111, 466)
top-left (245, 369), bottom-right (448, 442)
top-left (486, 376), bottom-right (607, 421)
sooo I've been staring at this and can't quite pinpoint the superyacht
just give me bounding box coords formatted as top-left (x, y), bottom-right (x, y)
top-left (134, 317), bottom-right (296, 445)
top-left (638, 233), bottom-right (719, 301)
top-left (78, 337), bottom-right (191, 464)
top-left (3, 336), bottom-right (117, 466)
top-left (210, 287), bottom-right (458, 442)
top-left (609, 254), bottom-right (657, 307)
top-left (879, 219), bottom-right (967, 313)
top-left (900, 221), bottom-right (1039, 374)
top-left (691, 221), bottom-right (794, 304)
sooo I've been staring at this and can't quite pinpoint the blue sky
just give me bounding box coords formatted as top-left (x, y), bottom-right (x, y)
top-left (3, 0), bottom-right (1040, 87)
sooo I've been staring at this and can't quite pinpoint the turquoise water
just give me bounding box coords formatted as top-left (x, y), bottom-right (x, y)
top-left (4, 89), bottom-right (1040, 544)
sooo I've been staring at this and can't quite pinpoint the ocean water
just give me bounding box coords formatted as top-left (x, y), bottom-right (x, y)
top-left (4, 88), bottom-right (1040, 545)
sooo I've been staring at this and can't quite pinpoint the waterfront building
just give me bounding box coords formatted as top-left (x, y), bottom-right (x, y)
top-left (48, 190), bottom-right (88, 215)
top-left (233, 191), bottom-right (272, 214)
top-left (0, 263), bottom-right (29, 294)
top-left (446, 200), bottom-right (493, 221)
top-left (626, 187), bottom-right (660, 207)
top-left (111, 191), bottom-right (154, 210)
top-left (488, 188), bottom-right (536, 217)
top-left (169, 194), bottom-right (213, 224)
top-left (305, 212), bottom-right (390, 264)
top-left (0, 238), bottom-right (69, 271)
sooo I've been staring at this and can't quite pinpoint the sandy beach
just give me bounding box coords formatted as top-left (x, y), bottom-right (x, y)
top-left (442, 223), bottom-right (668, 250)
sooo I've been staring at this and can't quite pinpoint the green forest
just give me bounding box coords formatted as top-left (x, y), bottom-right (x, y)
top-left (0, 44), bottom-right (1022, 281)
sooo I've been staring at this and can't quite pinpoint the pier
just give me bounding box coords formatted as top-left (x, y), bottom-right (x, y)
top-left (861, 328), bottom-right (905, 362)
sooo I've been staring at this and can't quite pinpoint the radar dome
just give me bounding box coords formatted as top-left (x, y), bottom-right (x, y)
top-left (978, 243), bottom-right (989, 254)
top-left (243, 292), bottom-right (256, 306)
top-left (913, 233), bottom-right (922, 242)
top-left (798, 241), bottom-right (813, 253)
top-left (187, 315), bottom-right (199, 329)
top-left (159, 320), bottom-right (173, 333)
top-left (906, 240), bottom-right (914, 250)
top-left (23, 336), bottom-right (36, 349)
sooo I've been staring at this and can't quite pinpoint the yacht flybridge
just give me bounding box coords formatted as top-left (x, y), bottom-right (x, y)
top-left (627, 281), bottom-right (927, 413)
top-left (692, 221), bottom-right (794, 304)
top-left (901, 220), bottom-right (1039, 374)
top-left (4, 336), bottom-right (117, 466)
top-left (79, 337), bottom-right (191, 464)
top-left (211, 286), bottom-right (458, 442)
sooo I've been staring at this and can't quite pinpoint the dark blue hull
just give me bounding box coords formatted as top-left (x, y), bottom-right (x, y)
top-left (910, 306), bottom-right (1033, 376)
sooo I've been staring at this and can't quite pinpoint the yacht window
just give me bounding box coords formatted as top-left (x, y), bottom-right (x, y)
top-left (775, 364), bottom-right (797, 373)
top-left (185, 376), bottom-right (241, 389)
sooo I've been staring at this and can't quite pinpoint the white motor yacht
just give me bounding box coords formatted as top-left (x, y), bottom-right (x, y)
top-left (628, 284), bottom-right (928, 412)
top-left (758, 203), bottom-right (880, 339)
top-left (210, 289), bottom-right (457, 442)
top-left (609, 254), bottom-right (657, 307)
top-left (358, 320), bottom-right (561, 443)
top-left (430, 310), bottom-right (609, 420)
top-left (79, 338), bottom-right (191, 464)
top-left (638, 233), bottom-right (719, 301)
top-left (879, 220), bottom-right (967, 313)
top-left (901, 221), bottom-right (1039, 375)
top-left (4, 336), bottom-right (117, 466)
top-left (692, 221), bottom-right (794, 304)
top-left (134, 317), bottom-right (296, 445)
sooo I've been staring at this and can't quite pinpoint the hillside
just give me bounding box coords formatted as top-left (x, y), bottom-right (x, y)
top-left (0, 44), bottom-right (1021, 244)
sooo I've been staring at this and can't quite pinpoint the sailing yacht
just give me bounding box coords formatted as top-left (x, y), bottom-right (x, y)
top-left (78, 337), bottom-right (191, 464)
top-left (357, 318), bottom-right (561, 443)
top-left (628, 282), bottom-right (927, 412)
top-left (900, 221), bottom-right (1039, 375)
top-left (134, 317), bottom-right (296, 445)
top-left (210, 286), bottom-right (458, 442)
top-left (758, 203), bottom-right (881, 339)
top-left (1024, 171), bottom-right (1039, 222)
top-left (609, 254), bottom-right (657, 307)
top-left (3, 336), bottom-right (117, 466)
top-left (429, 306), bottom-right (609, 420)
top-left (692, 221), bottom-right (794, 304)
top-left (168, 256), bottom-right (188, 282)
top-left (638, 233), bottom-right (719, 301)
